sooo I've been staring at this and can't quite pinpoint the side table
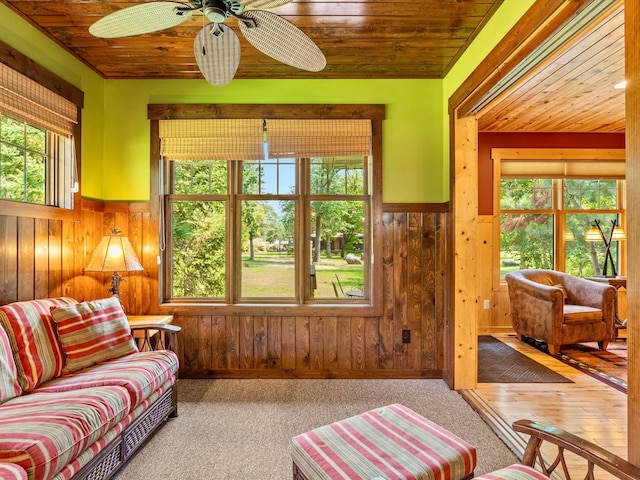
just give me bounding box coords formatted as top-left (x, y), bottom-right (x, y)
top-left (585, 276), bottom-right (626, 329)
top-left (127, 315), bottom-right (174, 351)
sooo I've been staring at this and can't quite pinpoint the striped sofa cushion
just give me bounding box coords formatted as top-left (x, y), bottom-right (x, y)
top-left (52, 381), bottom-right (174, 480)
top-left (50, 297), bottom-right (138, 373)
top-left (0, 298), bottom-right (77, 391)
top-left (291, 403), bottom-right (477, 480)
top-left (0, 463), bottom-right (28, 480)
top-left (0, 326), bottom-right (21, 404)
top-left (36, 350), bottom-right (178, 408)
top-left (474, 464), bottom-right (549, 480)
top-left (0, 385), bottom-right (131, 480)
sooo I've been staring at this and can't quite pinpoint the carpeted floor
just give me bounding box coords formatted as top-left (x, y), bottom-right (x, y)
top-left (115, 379), bottom-right (518, 479)
top-left (478, 335), bottom-right (572, 384)
top-left (522, 336), bottom-right (627, 393)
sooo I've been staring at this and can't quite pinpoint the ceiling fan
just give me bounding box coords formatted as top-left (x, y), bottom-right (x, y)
top-left (88, 0), bottom-right (327, 86)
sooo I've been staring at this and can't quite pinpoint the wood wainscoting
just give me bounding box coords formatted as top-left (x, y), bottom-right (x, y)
top-left (0, 200), bottom-right (449, 379)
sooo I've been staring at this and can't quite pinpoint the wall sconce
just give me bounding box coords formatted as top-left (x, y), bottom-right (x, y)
top-left (84, 229), bottom-right (143, 298)
top-left (584, 218), bottom-right (626, 277)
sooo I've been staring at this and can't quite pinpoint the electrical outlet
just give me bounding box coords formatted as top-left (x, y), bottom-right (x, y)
top-left (402, 329), bottom-right (411, 343)
top-left (483, 299), bottom-right (491, 310)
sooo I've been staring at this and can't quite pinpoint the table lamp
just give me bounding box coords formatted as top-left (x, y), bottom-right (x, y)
top-left (85, 229), bottom-right (143, 297)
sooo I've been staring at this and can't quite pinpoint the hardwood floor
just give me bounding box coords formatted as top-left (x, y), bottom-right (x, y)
top-left (465, 333), bottom-right (628, 479)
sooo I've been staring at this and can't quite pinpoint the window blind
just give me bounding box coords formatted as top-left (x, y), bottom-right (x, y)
top-left (492, 149), bottom-right (626, 179)
top-left (500, 158), bottom-right (625, 179)
top-left (159, 118), bottom-right (372, 160)
top-left (0, 62), bottom-right (78, 137)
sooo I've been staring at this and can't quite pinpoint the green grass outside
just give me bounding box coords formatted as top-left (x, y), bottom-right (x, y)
top-left (241, 252), bottom-right (364, 298)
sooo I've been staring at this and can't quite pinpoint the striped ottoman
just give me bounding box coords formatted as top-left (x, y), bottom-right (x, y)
top-left (474, 465), bottom-right (548, 480)
top-left (291, 403), bottom-right (476, 480)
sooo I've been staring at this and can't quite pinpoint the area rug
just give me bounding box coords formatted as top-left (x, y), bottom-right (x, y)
top-left (522, 337), bottom-right (627, 393)
top-left (478, 335), bottom-right (572, 383)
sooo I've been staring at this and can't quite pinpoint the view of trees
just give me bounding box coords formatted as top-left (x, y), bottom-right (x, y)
top-left (0, 114), bottom-right (46, 204)
top-left (169, 157), bottom-right (366, 299)
top-left (500, 178), bottom-right (621, 278)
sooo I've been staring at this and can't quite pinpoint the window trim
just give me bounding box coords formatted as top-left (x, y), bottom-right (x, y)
top-left (148, 104), bottom-right (385, 316)
top-left (492, 148), bottom-right (626, 287)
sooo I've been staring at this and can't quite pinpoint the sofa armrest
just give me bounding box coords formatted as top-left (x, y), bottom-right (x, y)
top-left (130, 324), bottom-right (181, 352)
top-left (513, 419), bottom-right (640, 480)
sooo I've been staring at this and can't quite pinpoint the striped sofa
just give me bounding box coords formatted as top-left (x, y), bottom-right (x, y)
top-left (0, 297), bottom-right (180, 480)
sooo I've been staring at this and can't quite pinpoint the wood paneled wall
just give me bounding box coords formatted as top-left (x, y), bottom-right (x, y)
top-left (175, 210), bottom-right (446, 378)
top-left (0, 202), bottom-right (447, 379)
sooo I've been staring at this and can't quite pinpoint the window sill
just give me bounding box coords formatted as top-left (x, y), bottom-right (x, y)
top-left (158, 301), bottom-right (381, 317)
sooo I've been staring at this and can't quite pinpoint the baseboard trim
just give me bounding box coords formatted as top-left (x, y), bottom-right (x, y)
top-left (179, 369), bottom-right (443, 379)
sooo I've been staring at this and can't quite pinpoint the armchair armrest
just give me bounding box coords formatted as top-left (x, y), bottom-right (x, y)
top-left (513, 419), bottom-right (640, 480)
top-left (130, 324), bottom-right (181, 352)
top-left (562, 275), bottom-right (615, 310)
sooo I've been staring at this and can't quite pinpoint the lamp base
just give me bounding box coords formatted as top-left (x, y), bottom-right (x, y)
top-left (109, 271), bottom-right (124, 297)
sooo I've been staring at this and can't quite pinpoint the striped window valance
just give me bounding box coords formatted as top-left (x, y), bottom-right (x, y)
top-left (0, 62), bottom-right (78, 137)
top-left (159, 118), bottom-right (372, 160)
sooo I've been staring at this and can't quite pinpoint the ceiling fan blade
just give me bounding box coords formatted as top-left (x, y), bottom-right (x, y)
top-left (238, 10), bottom-right (326, 72)
top-left (89, 2), bottom-right (193, 38)
top-left (238, 0), bottom-right (293, 9)
top-left (194, 24), bottom-right (241, 87)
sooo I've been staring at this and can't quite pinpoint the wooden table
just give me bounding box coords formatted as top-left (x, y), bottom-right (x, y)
top-left (586, 276), bottom-right (626, 328)
top-left (127, 315), bottom-right (174, 350)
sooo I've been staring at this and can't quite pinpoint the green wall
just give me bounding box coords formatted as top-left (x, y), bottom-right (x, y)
top-left (442, 0), bottom-right (536, 200)
top-left (0, 3), bottom-right (106, 199)
top-left (1, 0), bottom-right (533, 203)
top-left (103, 79), bottom-right (442, 202)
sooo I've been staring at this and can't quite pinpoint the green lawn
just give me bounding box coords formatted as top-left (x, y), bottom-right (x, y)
top-left (241, 252), bottom-right (363, 298)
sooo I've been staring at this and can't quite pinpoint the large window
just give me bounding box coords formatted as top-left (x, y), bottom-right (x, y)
top-left (152, 106), bottom-right (384, 307)
top-left (0, 61), bottom-right (79, 209)
top-left (495, 149), bottom-right (625, 280)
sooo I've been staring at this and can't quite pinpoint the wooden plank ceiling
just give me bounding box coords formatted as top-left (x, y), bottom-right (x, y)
top-left (476, 1), bottom-right (625, 133)
top-left (0, 0), bottom-right (504, 80)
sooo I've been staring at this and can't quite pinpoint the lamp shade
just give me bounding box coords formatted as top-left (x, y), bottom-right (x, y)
top-left (584, 226), bottom-right (602, 242)
top-left (85, 235), bottom-right (143, 273)
top-left (612, 226), bottom-right (626, 241)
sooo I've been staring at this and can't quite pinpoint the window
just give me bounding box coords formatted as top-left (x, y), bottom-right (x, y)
top-left (152, 106), bottom-right (384, 307)
top-left (0, 60), bottom-right (79, 209)
top-left (494, 149), bottom-right (625, 280)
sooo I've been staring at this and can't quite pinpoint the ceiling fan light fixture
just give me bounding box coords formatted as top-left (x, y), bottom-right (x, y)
top-left (204, 5), bottom-right (227, 23)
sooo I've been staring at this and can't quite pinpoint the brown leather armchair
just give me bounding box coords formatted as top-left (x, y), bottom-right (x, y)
top-left (505, 269), bottom-right (616, 355)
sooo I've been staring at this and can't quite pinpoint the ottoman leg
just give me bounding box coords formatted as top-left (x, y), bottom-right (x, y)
top-left (293, 462), bottom-right (308, 480)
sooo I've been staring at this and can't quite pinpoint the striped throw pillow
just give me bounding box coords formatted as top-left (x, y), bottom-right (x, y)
top-left (51, 297), bottom-right (138, 373)
top-left (0, 298), bottom-right (77, 391)
top-left (0, 326), bottom-right (21, 403)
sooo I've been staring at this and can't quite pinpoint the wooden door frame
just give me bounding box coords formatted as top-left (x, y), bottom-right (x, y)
top-left (447, 0), bottom-right (640, 463)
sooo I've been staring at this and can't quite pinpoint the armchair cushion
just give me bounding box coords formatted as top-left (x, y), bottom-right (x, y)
top-left (563, 304), bottom-right (602, 324)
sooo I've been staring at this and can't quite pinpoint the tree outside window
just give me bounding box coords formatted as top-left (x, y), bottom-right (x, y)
top-left (500, 178), bottom-right (623, 279)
